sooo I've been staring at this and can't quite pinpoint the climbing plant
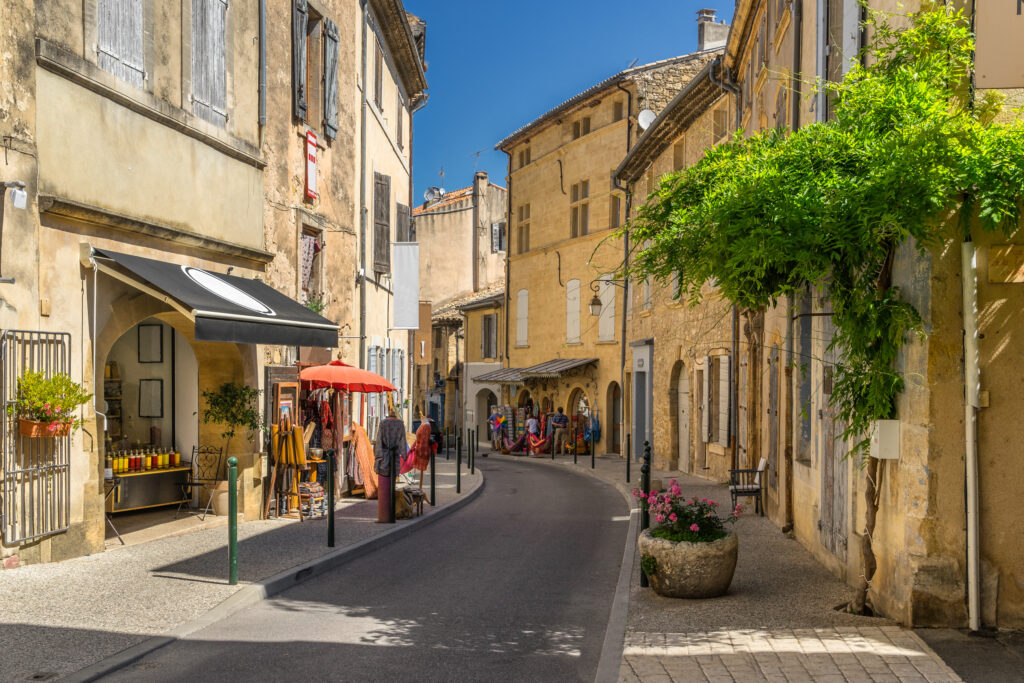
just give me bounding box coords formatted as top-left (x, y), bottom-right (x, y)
top-left (622, 5), bottom-right (1024, 456)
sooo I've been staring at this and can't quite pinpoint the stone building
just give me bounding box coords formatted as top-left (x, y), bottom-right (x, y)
top-left (492, 12), bottom-right (725, 456)
top-left (0, 0), bottom-right (426, 566)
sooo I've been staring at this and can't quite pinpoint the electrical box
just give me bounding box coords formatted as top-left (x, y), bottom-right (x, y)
top-left (870, 420), bottom-right (900, 460)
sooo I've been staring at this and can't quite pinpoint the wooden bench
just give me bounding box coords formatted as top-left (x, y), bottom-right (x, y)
top-left (729, 457), bottom-right (767, 516)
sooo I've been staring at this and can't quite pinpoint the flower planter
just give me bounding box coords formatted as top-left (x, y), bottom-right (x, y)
top-left (638, 528), bottom-right (738, 598)
top-left (18, 418), bottom-right (72, 438)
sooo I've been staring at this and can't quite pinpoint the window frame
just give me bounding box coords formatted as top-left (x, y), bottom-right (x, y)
top-left (570, 180), bottom-right (590, 238)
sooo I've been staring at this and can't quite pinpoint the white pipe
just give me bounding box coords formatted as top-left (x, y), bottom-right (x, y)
top-left (961, 241), bottom-right (981, 632)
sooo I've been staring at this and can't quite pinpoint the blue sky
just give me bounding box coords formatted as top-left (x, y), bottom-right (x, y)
top-left (404, 1), bottom-right (734, 204)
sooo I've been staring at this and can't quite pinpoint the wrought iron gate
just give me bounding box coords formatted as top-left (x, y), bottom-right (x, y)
top-left (1, 330), bottom-right (72, 544)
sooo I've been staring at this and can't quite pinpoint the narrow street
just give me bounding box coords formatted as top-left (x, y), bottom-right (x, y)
top-left (103, 457), bottom-right (628, 682)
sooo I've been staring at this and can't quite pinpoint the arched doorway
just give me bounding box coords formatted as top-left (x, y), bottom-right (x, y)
top-left (476, 388), bottom-right (498, 444)
top-left (606, 382), bottom-right (622, 454)
top-left (669, 361), bottom-right (689, 470)
top-left (514, 389), bottom-right (534, 440)
top-left (567, 388), bottom-right (591, 454)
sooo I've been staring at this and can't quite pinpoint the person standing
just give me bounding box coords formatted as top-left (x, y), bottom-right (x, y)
top-left (374, 408), bottom-right (407, 523)
top-left (551, 407), bottom-right (570, 455)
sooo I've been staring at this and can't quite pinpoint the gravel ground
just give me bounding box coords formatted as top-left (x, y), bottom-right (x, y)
top-left (0, 460), bottom-right (481, 682)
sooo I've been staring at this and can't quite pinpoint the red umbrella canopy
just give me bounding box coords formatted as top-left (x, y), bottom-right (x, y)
top-left (300, 360), bottom-right (396, 393)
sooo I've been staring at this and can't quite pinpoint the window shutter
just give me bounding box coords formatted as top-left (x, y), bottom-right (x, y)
top-left (192, 0), bottom-right (228, 127)
top-left (373, 173), bottom-right (391, 273)
top-left (718, 355), bottom-right (731, 447)
top-left (292, 0), bottom-right (308, 121)
top-left (598, 273), bottom-right (615, 342)
top-left (566, 280), bottom-right (580, 344)
top-left (368, 345), bottom-right (378, 374)
top-left (323, 17), bottom-right (339, 138)
top-left (98, 0), bottom-right (145, 87)
top-left (491, 222), bottom-right (501, 252)
top-left (396, 203), bottom-right (411, 242)
top-left (516, 290), bottom-right (528, 346)
top-left (702, 357), bottom-right (711, 442)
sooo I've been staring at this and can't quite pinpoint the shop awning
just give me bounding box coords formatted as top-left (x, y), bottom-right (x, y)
top-left (90, 248), bottom-right (339, 347)
top-left (521, 358), bottom-right (598, 378)
top-left (474, 367), bottom-right (524, 384)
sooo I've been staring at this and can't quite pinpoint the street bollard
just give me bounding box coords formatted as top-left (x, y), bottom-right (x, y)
top-left (227, 456), bottom-right (238, 585)
top-left (445, 428), bottom-right (450, 461)
top-left (327, 449), bottom-right (335, 547)
top-left (626, 434), bottom-right (631, 483)
top-left (640, 441), bottom-right (652, 588)
top-left (591, 424), bottom-right (595, 469)
top-left (430, 447), bottom-right (436, 506)
top-left (470, 428), bottom-right (475, 475)
top-left (573, 433), bottom-right (578, 466)
top-left (456, 430), bottom-right (462, 494)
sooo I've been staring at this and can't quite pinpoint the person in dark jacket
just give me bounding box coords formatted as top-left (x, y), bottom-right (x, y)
top-left (374, 408), bottom-right (406, 522)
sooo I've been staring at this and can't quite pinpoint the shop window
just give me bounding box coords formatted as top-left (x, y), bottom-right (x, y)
top-left (97, 0), bottom-right (145, 88)
top-left (570, 180), bottom-right (589, 238)
top-left (517, 204), bottom-right (531, 254)
top-left (192, 0), bottom-right (228, 127)
top-left (300, 229), bottom-right (323, 303)
top-left (572, 116), bottom-right (591, 139)
top-left (491, 221), bottom-right (506, 252)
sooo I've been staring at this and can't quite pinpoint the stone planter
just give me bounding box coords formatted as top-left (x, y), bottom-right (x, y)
top-left (638, 528), bottom-right (738, 598)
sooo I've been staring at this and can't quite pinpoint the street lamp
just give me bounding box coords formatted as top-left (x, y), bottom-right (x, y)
top-left (588, 278), bottom-right (627, 316)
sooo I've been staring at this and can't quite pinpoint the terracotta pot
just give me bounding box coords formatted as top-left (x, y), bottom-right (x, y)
top-left (638, 528), bottom-right (738, 598)
top-left (18, 418), bottom-right (72, 438)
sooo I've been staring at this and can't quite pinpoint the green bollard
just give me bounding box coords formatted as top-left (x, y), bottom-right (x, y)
top-left (456, 430), bottom-right (462, 494)
top-left (470, 428), bottom-right (475, 475)
top-left (327, 449), bottom-right (335, 547)
top-left (227, 456), bottom-right (238, 586)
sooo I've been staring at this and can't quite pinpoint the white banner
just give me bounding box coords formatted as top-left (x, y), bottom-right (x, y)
top-left (392, 242), bottom-right (419, 330)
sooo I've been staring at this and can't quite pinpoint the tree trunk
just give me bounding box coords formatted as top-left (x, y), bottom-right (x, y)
top-left (850, 455), bottom-right (879, 614)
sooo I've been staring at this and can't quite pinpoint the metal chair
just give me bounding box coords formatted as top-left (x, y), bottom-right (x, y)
top-left (178, 445), bottom-right (224, 521)
top-left (729, 457), bottom-right (768, 516)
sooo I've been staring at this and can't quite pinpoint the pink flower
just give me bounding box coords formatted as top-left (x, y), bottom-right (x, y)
top-left (654, 513), bottom-right (666, 523)
top-left (709, 500), bottom-right (718, 507)
top-left (690, 523), bottom-right (700, 532)
top-left (702, 498), bottom-right (708, 504)
top-left (734, 505), bottom-right (742, 516)
top-left (669, 513), bottom-right (677, 522)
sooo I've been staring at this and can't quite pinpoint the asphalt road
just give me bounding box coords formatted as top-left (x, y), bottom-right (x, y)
top-left (103, 455), bottom-right (629, 682)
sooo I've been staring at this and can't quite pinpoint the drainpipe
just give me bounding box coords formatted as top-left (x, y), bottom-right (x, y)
top-left (962, 241), bottom-right (981, 632)
top-left (258, 0), bottom-right (266, 131)
top-left (784, 294), bottom-right (795, 530)
top-left (790, 0), bottom-right (802, 132)
top-left (408, 93), bottom-right (427, 424)
top-left (471, 174), bottom-right (480, 293)
top-left (731, 305), bottom-right (739, 470)
top-left (612, 88), bottom-right (632, 459)
top-left (358, 0), bottom-right (369, 372)
top-left (502, 150), bottom-right (512, 365)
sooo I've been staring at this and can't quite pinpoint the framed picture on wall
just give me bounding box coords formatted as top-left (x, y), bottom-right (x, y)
top-left (138, 324), bottom-right (163, 363)
top-left (273, 382), bottom-right (300, 427)
top-left (139, 379), bottom-right (163, 418)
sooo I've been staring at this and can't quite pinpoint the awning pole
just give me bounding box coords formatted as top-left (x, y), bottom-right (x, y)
top-left (90, 256), bottom-right (108, 433)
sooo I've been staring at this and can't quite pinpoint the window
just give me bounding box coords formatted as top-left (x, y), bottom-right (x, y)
top-left (433, 327), bottom-right (442, 349)
top-left (305, 7), bottom-right (323, 130)
top-left (775, 87), bottom-right (787, 130)
top-left (97, 0), bottom-right (145, 88)
top-left (192, 0), bottom-right (228, 127)
top-left (373, 37), bottom-right (384, 111)
top-left (481, 314), bottom-right (498, 359)
top-left (397, 91), bottom-right (404, 148)
top-left (373, 172), bottom-right (391, 274)
top-left (518, 146), bottom-right (531, 168)
top-left (672, 139), bottom-right (686, 171)
top-left (491, 221), bottom-right (506, 252)
top-left (572, 116), bottom-right (591, 139)
top-left (517, 204), bottom-right (531, 254)
top-left (613, 100), bottom-right (625, 122)
top-left (566, 279), bottom-right (581, 344)
top-left (760, 14), bottom-right (769, 68)
top-left (642, 276), bottom-right (652, 310)
top-left (396, 203), bottom-right (412, 242)
top-left (300, 229), bottom-right (323, 302)
top-left (713, 107), bottom-right (728, 143)
top-left (704, 355), bottom-right (731, 446)
top-left (293, 3), bottom-right (340, 136)
top-left (570, 180), bottom-right (589, 238)
top-left (609, 194), bottom-right (621, 229)
top-left (794, 294), bottom-right (812, 462)
top-left (516, 289), bottom-right (529, 346)
top-left (598, 273), bottom-right (615, 342)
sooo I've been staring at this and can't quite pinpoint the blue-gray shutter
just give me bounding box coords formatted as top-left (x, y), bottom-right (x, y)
top-left (192, 0), bottom-right (228, 127)
top-left (97, 0), bottom-right (145, 87)
top-left (323, 17), bottom-right (340, 139)
top-left (292, 0), bottom-right (308, 121)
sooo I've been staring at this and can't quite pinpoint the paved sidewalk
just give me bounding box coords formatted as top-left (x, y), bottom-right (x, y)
top-left (0, 457), bottom-right (481, 682)
top-left (495, 451), bottom-right (962, 683)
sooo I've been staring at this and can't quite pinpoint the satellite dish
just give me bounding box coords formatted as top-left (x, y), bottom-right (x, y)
top-left (437, 187), bottom-right (446, 197)
top-left (637, 109), bottom-right (656, 131)
top-left (424, 186), bottom-right (440, 202)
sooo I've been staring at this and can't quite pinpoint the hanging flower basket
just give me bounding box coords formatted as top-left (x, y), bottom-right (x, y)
top-left (19, 418), bottom-right (72, 438)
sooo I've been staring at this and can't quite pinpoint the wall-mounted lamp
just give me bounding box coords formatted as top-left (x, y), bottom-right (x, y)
top-left (588, 278), bottom-right (627, 317)
top-left (0, 180), bottom-right (28, 284)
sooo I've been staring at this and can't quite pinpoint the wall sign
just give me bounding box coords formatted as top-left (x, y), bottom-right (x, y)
top-left (975, 3), bottom-right (1024, 89)
top-left (305, 130), bottom-right (318, 200)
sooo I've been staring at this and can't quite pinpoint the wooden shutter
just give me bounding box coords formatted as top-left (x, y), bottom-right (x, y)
top-left (292, 0), bottom-right (308, 120)
top-left (396, 203), bottom-right (411, 242)
top-left (718, 355), bottom-right (731, 447)
top-left (192, 0), bottom-right (228, 127)
top-left (373, 173), bottom-right (391, 273)
top-left (598, 273), bottom-right (615, 342)
top-left (373, 40), bottom-right (383, 109)
top-left (323, 17), bottom-right (339, 138)
top-left (98, 0), bottom-right (145, 87)
top-left (702, 357), bottom-right (711, 442)
top-left (516, 290), bottom-right (528, 346)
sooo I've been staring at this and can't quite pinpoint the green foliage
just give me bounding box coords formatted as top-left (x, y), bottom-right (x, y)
top-left (202, 382), bottom-right (263, 443)
top-left (622, 7), bottom-right (1024, 455)
top-left (305, 292), bottom-right (327, 315)
top-left (10, 371), bottom-right (92, 432)
top-left (641, 553), bottom-right (658, 577)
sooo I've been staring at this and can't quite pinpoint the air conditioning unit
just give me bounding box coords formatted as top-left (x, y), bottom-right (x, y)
top-left (869, 420), bottom-right (900, 460)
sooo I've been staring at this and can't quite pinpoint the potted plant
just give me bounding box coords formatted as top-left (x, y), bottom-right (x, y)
top-left (635, 479), bottom-right (741, 598)
top-left (11, 370), bottom-right (92, 438)
top-left (202, 382), bottom-right (264, 460)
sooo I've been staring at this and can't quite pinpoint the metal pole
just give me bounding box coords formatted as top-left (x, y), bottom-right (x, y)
top-left (227, 457), bottom-right (238, 585)
top-left (470, 428), bottom-right (475, 474)
top-left (456, 429), bottom-right (462, 494)
top-left (430, 446), bottom-right (436, 505)
top-left (573, 426), bottom-right (578, 466)
top-left (327, 449), bottom-right (335, 547)
top-left (445, 427), bottom-right (450, 461)
top-left (640, 441), bottom-right (651, 588)
top-left (626, 433), bottom-right (631, 482)
top-left (389, 445), bottom-right (396, 524)
top-left (591, 420), bottom-right (595, 469)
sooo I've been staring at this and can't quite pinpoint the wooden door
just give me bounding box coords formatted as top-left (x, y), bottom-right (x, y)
top-left (676, 368), bottom-right (689, 470)
top-left (768, 344), bottom-right (780, 490)
top-left (819, 317), bottom-right (849, 561)
top-left (695, 369), bottom-right (706, 470)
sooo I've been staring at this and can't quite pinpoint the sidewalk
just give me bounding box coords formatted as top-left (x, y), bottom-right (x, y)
top-left (0, 457), bottom-right (482, 682)
top-left (497, 451), bottom-right (962, 683)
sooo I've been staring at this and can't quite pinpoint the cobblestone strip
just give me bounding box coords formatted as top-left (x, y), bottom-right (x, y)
top-left (620, 627), bottom-right (962, 682)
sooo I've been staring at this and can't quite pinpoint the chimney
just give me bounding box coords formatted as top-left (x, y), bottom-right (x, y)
top-left (697, 9), bottom-right (729, 52)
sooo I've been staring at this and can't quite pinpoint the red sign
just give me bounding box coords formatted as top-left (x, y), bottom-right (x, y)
top-left (305, 130), bottom-right (318, 200)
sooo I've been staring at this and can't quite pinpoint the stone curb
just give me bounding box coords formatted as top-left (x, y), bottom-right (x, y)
top-left (503, 455), bottom-right (638, 683)
top-left (63, 470), bottom-right (486, 683)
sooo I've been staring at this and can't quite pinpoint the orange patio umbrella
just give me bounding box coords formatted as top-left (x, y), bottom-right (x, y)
top-left (299, 360), bottom-right (396, 393)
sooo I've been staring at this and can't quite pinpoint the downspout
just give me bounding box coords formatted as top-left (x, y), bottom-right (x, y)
top-left (258, 0), bottom-right (266, 132)
top-left (731, 306), bottom-right (739, 470)
top-left (784, 294), bottom-right (795, 531)
top-left (790, 0), bottom-right (802, 131)
top-left (358, 0), bottom-right (369, 371)
top-left (408, 92), bottom-right (427, 423)
top-left (471, 173), bottom-right (480, 292)
top-left (502, 150), bottom-right (512, 365)
top-left (612, 83), bottom-right (631, 459)
top-left (962, 241), bottom-right (981, 632)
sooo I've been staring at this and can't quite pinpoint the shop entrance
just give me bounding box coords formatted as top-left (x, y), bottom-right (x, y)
top-left (476, 389), bottom-right (498, 442)
top-left (607, 382), bottom-right (621, 455)
top-left (567, 388), bottom-right (591, 454)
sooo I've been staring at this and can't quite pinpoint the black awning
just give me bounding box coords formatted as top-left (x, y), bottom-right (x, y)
top-left (93, 248), bottom-right (338, 347)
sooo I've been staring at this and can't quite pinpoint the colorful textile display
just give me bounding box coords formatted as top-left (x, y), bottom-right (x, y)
top-left (411, 421), bottom-right (432, 471)
top-left (351, 422), bottom-right (378, 499)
